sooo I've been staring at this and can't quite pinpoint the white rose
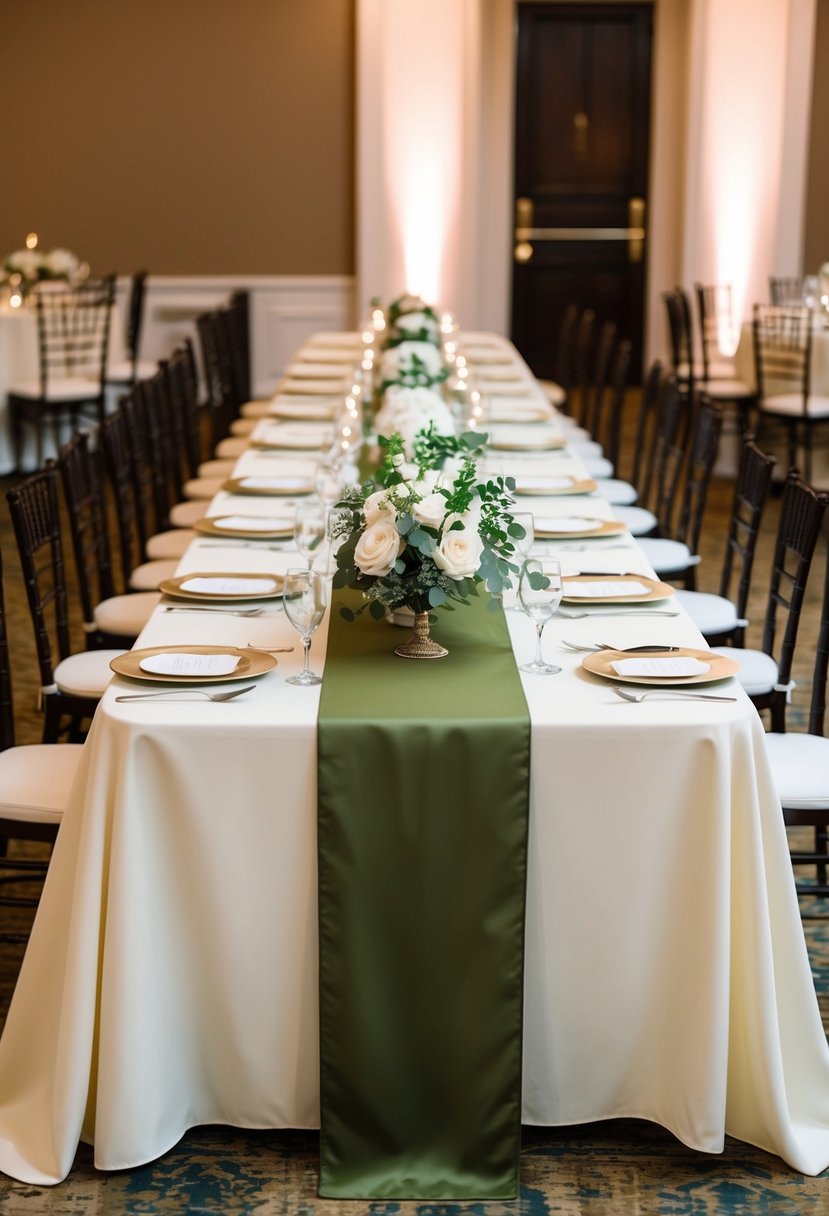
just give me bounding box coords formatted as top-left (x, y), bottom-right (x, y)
top-left (363, 489), bottom-right (395, 525)
top-left (380, 340), bottom-right (443, 382)
top-left (354, 519), bottom-right (404, 577)
top-left (398, 461), bottom-right (419, 481)
top-left (5, 249), bottom-right (40, 278)
top-left (44, 248), bottom-right (79, 278)
top-left (434, 520), bottom-right (484, 580)
top-left (394, 311), bottom-right (439, 342)
top-left (413, 493), bottom-right (448, 530)
top-left (415, 468), bottom-right (440, 494)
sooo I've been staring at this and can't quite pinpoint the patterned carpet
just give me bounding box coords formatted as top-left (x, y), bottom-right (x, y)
top-left (1, 401), bottom-right (828, 1214)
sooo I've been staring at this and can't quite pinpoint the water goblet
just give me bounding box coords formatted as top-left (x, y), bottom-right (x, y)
top-left (518, 557), bottom-right (563, 674)
top-left (283, 567), bottom-right (327, 687)
top-left (315, 456), bottom-right (344, 506)
top-left (294, 500), bottom-right (327, 568)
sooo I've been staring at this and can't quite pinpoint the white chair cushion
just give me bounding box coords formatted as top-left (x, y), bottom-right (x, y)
top-left (106, 359), bottom-right (156, 384)
top-left (580, 455), bottom-right (614, 479)
top-left (0, 742), bottom-right (84, 825)
top-left (675, 590), bottom-right (746, 636)
top-left (710, 646), bottom-right (778, 696)
top-left (94, 591), bottom-right (160, 638)
top-left (9, 376), bottom-right (100, 402)
top-left (764, 733), bottom-right (829, 810)
top-left (198, 458), bottom-right (236, 479)
top-left (215, 435), bottom-right (249, 457)
top-left (762, 393), bottom-right (829, 419)
top-left (567, 440), bottom-right (604, 460)
top-left (128, 559), bottom-right (179, 592)
top-left (637, 538), bottom-right (701, 575)
top-left (537, 379), bottom-right (566, 408)
top-left (609, 505), bottom-right (657, 535)
top-left (704, 378), bottom-right (755, 400)
top-left (707, 358), bottom-right (738, 380)
top-left (183, 476), bottom-right (225, 501)
top-left (145, 529), bottom-right (194, 560)
top-left (228, 418), bottom-right (257, 438)
top-left (170, 499), bottom-right (208, 527)
top-left (54, 649), bottom-right (126, 698)
top-left (594, 478), bottom-right (638, 506)
top-left (240, 399), bottom-right (272, 419)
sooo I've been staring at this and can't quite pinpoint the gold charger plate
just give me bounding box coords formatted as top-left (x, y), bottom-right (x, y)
top-left (561, 574), bottom-right (675, 604)
top-left (194, 516), bottom-right (294, 540)
top-left (159, 572), bottom-right (285, 601)
top-left (490, 434), bottom-right (566, 451)
top-left (111, 645), bottom-right (277, 685)
top-left (581, 647), bottom-right (740, 687)
top-left (514, 476), bottom-right (598, 496)
top-left (535, 519), bottom-right (627, 539)
top-left (222, 477), bottom-right (313, 496)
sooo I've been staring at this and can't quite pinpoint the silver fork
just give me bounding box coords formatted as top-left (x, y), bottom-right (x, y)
top-left (609, 683), bottom-right (737, 704)
top-left (115, 685), bottom-right (257, 703)
top-left (162, 605), bottom-right (268, 617)
top-left (558, 608), bottom-right (680, 619)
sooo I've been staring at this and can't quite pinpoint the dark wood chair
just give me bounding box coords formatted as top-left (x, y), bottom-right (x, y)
top-left (769, 276), bottom-right (805, 305)
top-left (0, 547), bottom-right (83, 942)
top-left (637, 397), bottom-right (724, 589)
top-left (8, 277), bottom-right (115, 471)
top-left (753, 303), bottom-right (829, 485)
top-left (711, 471), bottom-right (829, 730)
top-left (6, 465), bottom-right (125, 742)
top-left (537, 301), bottom-right (579, 412)
top-left (675, 437), bottom-right (777, 646)
top-left (57, 432), bottom-right (160, 647)
top-left (694, 282), bottom-right (757, 436)
top-left (106, 271), bottom-right (155, 386)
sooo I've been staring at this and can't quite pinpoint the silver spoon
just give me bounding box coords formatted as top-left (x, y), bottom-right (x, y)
top-left (115, 685), bottom-right (257, 703)
top-left (608, 683), bottom-right (737, 704)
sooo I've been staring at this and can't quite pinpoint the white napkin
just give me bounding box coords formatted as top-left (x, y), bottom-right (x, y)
top-left (258, 428), bottom-right (330, 449)
top-left (179, 577), bottom-right (277, 595)
top-left (285, 361), bottom-right (352, 378)
top-left (490, 404), bottom-right (551, 423)
top-left (280, 378), bottom-right (345, 395)
top-left (491, 426), bottom-right (562, 449)
top-left (268, 402), bottom-right (338, 421)
top-left (139, 653), bottom-right (241, 677)
top-left (565, 579), bottom-right (650, 598)
top-left (536, 516), bottom-right (599, 533)
top-left (516, 476), bottom-right (574, 493)
top-left (611, 657), bottom-right (711, 678)
top-left (213, 515), bottom-right (290, 532)
top-left (239, 476), bottom-right (305, 491)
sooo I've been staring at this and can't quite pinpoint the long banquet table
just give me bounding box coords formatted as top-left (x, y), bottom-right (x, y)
top-left (1, 332), bottom-right (829, 1186)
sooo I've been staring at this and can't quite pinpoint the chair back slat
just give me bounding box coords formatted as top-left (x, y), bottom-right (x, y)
top-left (717, 438), bottom-right (777, 628)
top-left (675, 398), bottom-right (723, 552)
top-left (58, 432), bottom-right (119, 634)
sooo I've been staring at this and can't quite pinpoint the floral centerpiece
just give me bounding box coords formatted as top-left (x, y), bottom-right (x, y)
top-left (331, 429), bottom-right (524, 659)
top-left (374, 385), bottom-right (455, 458)
top-left (2, 246), bottom-right (83, 295)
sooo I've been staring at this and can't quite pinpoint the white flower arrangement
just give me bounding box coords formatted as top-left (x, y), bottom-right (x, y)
top-left (391, 309), bottom-right (440, 345)
top-left (379, 340), bottom-right (444, 384)
top-left (374, 385), bottom-right (455, 458)
top-left (2, 245), bottom-right (83, 292)
top-left (332, 430), bottom-right (524, 620)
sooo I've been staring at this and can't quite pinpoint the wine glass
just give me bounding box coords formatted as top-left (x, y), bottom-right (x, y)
top-left (314, 456), bottom-right (344, 506)
top-left (283, 568), bottom-right (327, 686)
top-left (518, 557), bottom-right (563, 674)
top-left (504, 512), bottom-right (535, 609)
top-left (294, 500), bottom-right (327, 568)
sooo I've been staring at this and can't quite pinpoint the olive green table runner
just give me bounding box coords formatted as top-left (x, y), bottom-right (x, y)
top-left (317, 592), bottom-right (531, 1199)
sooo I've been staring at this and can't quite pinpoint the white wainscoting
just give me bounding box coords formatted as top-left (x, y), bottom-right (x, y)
top-left (120, 275), bottom-right (356, 396)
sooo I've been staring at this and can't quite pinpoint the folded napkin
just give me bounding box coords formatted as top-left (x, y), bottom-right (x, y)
top-left (490, 404), bottom-right (552, 424)
top-left (286, 361), bottom-right (352, 378)
top-left (280, 378), bottom-right (346, 395)
top-left (139, 653), bottom-right (241, 677)
top-left (212, 515), bottom-right (291, 532)
top-left (565, 579), bottom-right (650, 598)
top-left (536, 516), bottom-right (600, 533)
top-left (236, 475), bottom-right (311, 492)
top-left (516, 476), bottom-right (575, 492)
top-left (491, 426), bottom-right (563, 449)
top-left (179, 576), bottom-right (278, 595)
top-left (268, 402), bottom-right (339, 421)
top-left (611, 657), bottom-right (710, 678)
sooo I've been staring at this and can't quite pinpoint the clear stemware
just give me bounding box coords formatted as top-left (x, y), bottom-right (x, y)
top-left (315, 456), bottom-right (344, 506)
top-left (518, 557), bottom-right (563, 674)
top-left (504, 512), bottom-right (535, 609)
top-left (294, 500), bottom-right (327, 568)
top-left (283, 567), bottom-right (327, 686)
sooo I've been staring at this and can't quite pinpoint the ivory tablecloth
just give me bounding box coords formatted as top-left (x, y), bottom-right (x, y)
top-left (1, 336), bottom-right (828, 1184)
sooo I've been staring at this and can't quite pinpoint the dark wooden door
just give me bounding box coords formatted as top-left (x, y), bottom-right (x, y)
top-left (511, 2), bottom-right (653, 381)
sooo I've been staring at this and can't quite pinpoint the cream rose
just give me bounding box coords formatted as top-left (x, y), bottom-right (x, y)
top-left (354, 519), bottom-right (404, 577)
top-left (433, 520), bottom-right (484, 580)
top-left (413, 493), bottom-right (447, 530)
top-left (363, 489), bottom-right (395, 525)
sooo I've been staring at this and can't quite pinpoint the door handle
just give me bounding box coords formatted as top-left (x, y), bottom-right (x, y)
top-left (628, 197), bottom-right (645, 263)
top-left (514, 197), bottom-right (534, 262)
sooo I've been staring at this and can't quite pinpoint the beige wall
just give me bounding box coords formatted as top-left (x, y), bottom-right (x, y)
top-left (804, 0), bottom-right (829, 272)
top-left (0, 0), bottom-right (354, 277)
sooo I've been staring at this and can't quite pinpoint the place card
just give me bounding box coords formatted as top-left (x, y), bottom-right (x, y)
top-left (212, 515), bottom-right (291, 532)
top-left (536, 516), bottom-right (598, 532)
top-left (611, 657), bottom-right (711, 678)
top-left (179, 576), bottom-right (279, 596)
top-left (564, 579), bottom-right (650, 598)
top-left (139, 653), bottom-right (241, 677)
